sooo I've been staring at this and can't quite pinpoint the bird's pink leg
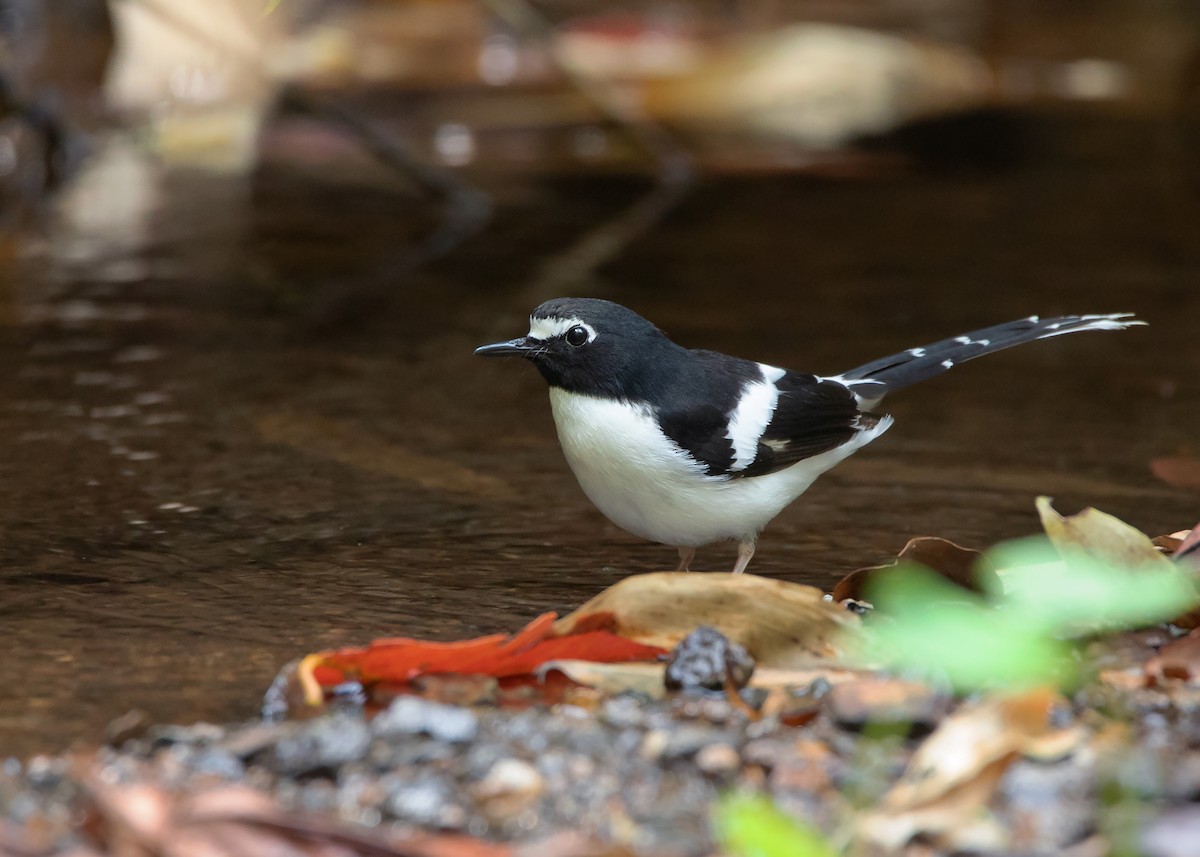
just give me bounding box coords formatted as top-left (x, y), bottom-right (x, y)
top-left (731, 540), bottom-right (756, 574)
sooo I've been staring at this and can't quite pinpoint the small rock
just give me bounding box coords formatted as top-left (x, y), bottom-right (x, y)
top-left (474, 759), bottom-right (544, 820)
top-left (476, 759), bottom-right (544, 798)
top-left (999, 757), bottom-right (1095, 848)
top-left (664, 626), bottom-right (754, 692)
top-left (695, 743), bottom-right (740, 776)
top-left (829, 678), bottom-right (944, 729)
top-left (386, 774), bottom-right (463, 827)
top-left (742, 738), bottom-right (790, 770)
top-left (663, 727), bottom-right (725, 760)
top-left (372, 696), bottom-right (479, 743)
top-left (600, 695), bottom-right (648, 729)
top-left (639, 729), bottom-right (670, 760)
top-left (1139, 807), bottom-right (1200, 857)
top-left (185, 746), bottom-right (245, 780)
top-left (269, 713), bottom-right (371, 776)
top-left (771, 740), bottom-right (834, 795)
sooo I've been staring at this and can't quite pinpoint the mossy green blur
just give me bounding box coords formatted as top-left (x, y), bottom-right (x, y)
top-left (714, 794), bottom-right (839, 857)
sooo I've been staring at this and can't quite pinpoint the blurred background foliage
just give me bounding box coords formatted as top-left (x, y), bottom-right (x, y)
top-left (1, 0), bottom-right (1196, 227)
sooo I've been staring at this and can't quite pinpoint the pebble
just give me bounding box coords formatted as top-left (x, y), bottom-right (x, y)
top-left (1139, 807), bottom-right (1200, 857)
top-left (828, 678), bottom-right (945, 729)
top-left (664, 626), bottom-right (755, 692)
top-left (269, 713), bottom-right (371, 776)
top-left (695, 743), bottom-right (740, 776)
top-left (386, 774), bottom-right (464, 828)
top-left (372, 696), bottom-right (479, 743)
top-left (475, 759), bottom-right (544, 799)
top-left (474, 759), bottom-right (545, 822)
top-left (742, 738), bottom-right (790, 770)
top-left (601, 695), bottom-right (649, 729)
top-left (663, 727), bottom-right (725, 760)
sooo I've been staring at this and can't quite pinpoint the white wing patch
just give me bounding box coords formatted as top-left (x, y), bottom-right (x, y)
top-left (527, 315), bottom-right (597, 342)
top-left (726, 364), bottom-right (785, 472)
top-left (727, 389), bottom-right (774, 469)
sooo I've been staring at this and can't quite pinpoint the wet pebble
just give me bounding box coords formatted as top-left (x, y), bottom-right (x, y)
top-left (372, 696), bottom-right (479, 743)
top-left (1139, 807), bottom-right (1200, 857)
top-left (664, 626), bottom-right (754, 692)
top-left (742, 738), bottom-right (790, 770)
top-left (695, 743), bottom-right (740, 776)
top-left (662, 727), bottom-right (729, 761)
top-left (828, 678), bottom-right (946, 730)
top-left (269, 713), bottom-right (371, 776)
top-left (999, 757), bottom-right (1095, 848)
top-left (385, 773), bottom-right (465, 828)
top-left (474, 759), bottom-right (544, 823)
top-left (600, 694), bottom-right (650, 729)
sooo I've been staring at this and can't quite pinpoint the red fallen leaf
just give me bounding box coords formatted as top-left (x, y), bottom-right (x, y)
top-left (312, 612), bottom-right (667, 695)
top-left (1151, 456), bottom-right (1200, 490)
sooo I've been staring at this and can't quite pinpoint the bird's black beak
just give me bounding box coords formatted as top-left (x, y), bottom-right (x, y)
top-left (474, 337), bottom-right (536, 358)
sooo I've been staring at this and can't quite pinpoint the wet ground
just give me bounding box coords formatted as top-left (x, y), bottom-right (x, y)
top-left (1, 107), bottom-right (1198, 758)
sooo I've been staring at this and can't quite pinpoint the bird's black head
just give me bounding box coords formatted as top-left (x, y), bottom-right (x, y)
top-left (475, 298), bottom-right (678, 398)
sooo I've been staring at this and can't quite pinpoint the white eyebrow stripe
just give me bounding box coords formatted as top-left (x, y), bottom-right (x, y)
top-left (527, 316), bottom-right (596, 342)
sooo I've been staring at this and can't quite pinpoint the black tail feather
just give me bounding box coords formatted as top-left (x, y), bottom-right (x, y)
top-left (839, 314), bottom-right (1143, 403)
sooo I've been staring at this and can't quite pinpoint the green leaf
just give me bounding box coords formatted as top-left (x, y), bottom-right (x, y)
top-left (863, 565), bottom-right (1075, 691)
top-left (987, 537), bottom-right (1198, 636)
top-left (714, 794), bottom-right (838, 857)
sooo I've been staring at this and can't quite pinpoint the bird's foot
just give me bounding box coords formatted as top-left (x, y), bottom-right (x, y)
top-left (676, 547), bottom-right (695, 572)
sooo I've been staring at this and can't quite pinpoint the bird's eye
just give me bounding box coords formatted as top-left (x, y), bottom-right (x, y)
top-left (565, 325), bottom-right (589, 347)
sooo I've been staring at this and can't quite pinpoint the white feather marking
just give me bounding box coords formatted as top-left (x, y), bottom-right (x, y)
top-left (977, 338), bottom-right (990, 346)
top-left (1035, 314), bottom-right (1146, 339)
top-left (727, 368), bottom-right (782, 471)
top-left (955, 336), bottom-right (971, 344)
top-left (527, 316), bottom-right (597, 342)
top-left (908, 347), bottom-right (926, 357)
top-left (941, 359), bottom-right (954, 368)
top-left (760, 364), bottom-right (786, 383)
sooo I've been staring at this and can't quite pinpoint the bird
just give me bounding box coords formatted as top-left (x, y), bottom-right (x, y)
top-left (475, 299), bottom-right (1143, 574)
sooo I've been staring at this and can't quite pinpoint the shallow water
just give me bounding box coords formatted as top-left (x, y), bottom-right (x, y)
top-left (1, 110), bottom-right (1197, 757)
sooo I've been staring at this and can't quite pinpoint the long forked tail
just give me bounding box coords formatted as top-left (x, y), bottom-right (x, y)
top-left (836, 314), bottom-right (1145, 405)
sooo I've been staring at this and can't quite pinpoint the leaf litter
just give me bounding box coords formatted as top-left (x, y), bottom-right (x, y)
top-left (6, 500), bottom-right (1200, 857)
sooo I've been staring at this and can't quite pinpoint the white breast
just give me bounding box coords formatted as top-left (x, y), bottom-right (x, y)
top-left (548, 388), bottom-right (891, 548)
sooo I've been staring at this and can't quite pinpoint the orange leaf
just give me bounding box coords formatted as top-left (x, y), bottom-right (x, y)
top-left (313, 612), bottom-right (666, 689)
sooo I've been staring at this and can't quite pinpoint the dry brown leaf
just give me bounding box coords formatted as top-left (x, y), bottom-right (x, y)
top-left (256, 410), bottom-right (513, 500)
top-left (552, 572), bottom-right (858, 669)
top-left (1036, 497), bottom-right (1174, 572)
top-left (1175, 523), bottom-right (1200, 567)
top-left (833, 536), bottom-right (996, 601)
top-left (538, 660), bottom-right (667, 698)
top-left (856, 687), bottom-right (1083, 851)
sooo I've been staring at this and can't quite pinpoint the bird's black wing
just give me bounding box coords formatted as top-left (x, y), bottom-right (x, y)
top-left (656, 400), bottom-right (739, 477)
top-left (735, 372), bottom-right (866, 478)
